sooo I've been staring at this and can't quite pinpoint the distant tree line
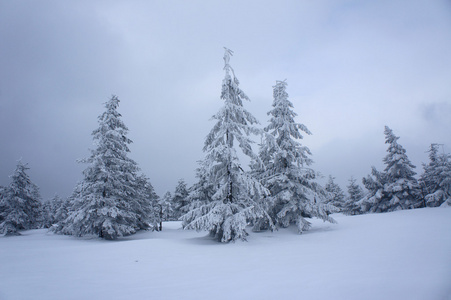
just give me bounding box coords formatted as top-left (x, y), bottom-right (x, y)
top-left (1, 49), bottom-right (450, 241)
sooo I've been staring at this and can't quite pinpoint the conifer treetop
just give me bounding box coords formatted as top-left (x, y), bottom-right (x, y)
top-left (266, 80), bottom-right (311, 139)
top-left (91, 95), bottom-right (133, 154)
top-left (204, 48), bottom-right (260, 156)
top-left (263, 80), bottom-right (313, 170)
top-left (9, 160), bottom-right (41, 201)
top-left (223, 47), bottom-right (234, 77)
top-left (383, 126), bottom-right (416, 179)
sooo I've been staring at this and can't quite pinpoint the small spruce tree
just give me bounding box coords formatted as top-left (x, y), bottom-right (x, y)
top-left (0, 186), bottom-right (6, 225)
top-left (137, 175), bottom-right (160, 230)
top-left (419, 144), bottom-right (451, 207)
top-left (361, 126), bottom-right (419, 213)
top-left (382, 126), bottom-right (419, 209)
top-left (41, 199), bottom-right (53, 228)
top-left (49, 194), bottom-right (67, 225)
top-left (186, 159), bottom-right (216, 208)
top-left (343, 177), bottom-right (364, 215)
top-left (40, 194), bottom-right (66, 228)
top-left (172, 179), bottom-right (190, 219)
top-left (0, 161), bottom-right (42, 236)
top-left (157, 191), bottom-right (174, 230)
top-left (361, 166), bottom-right (387, 213)
top-left (325, 175), bottom-right (345, 212)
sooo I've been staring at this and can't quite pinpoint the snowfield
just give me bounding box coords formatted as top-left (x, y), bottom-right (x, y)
top-left (1, 207), bottom-right (450, 300)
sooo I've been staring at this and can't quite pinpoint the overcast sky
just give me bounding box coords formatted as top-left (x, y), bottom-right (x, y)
top-left (1, 0), bottom-right (450, 200)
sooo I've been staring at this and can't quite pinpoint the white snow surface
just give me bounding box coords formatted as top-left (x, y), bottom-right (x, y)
top-left (1, 207), bottom-right (450, 300)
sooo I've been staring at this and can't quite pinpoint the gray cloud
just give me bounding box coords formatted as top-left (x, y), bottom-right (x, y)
top-left (421, 102), bottom-right (451, 124)
top-left (1, 0), bottom-right (450, 198)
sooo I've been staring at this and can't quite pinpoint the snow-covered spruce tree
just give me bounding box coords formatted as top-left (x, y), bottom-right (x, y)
top-left (360, 166), bottom-right (386, 213)
top-left (183, 159), bottom-right (218, 224)
top-left (343, 177), bottom-right (364, 215)
top-left (0, 186), bottom-right (5, 225)
top-left (0, 161), bottom-right (42, 236)
top-left (58, 95), bottom-right (154, 240)
top-left (50, 194), bottom-right (73, 233)
top-left (161, 191), bottom-right (174, 221)
top-left (325, 175), bottom-right (345, 212)
top-left (361, 126), bottom-right (419, 213)
top-left (40, 194), bottom-right (66, 228)
top-left (172, 179), bottom-right (190, 219)
top-left (136, 175), bottom-right (160, 230)
top-left (41, 200), bottom-right (53, 228)
top-left (382, 126), bottom-right (419, 210)
top-left (50, 194), bottom-right (68, 224)
top-left (255, 80), bottom-right (335, 233)
top-left (419, 144), bottom-right (439, 199)
top-left (157, 191), bottom-right (174, 230)
top-left (48, 195), bottom-right (70, 232)
top-left (419, 144), bottom-right (451, 207)
top-left (182, 48), bottom-right (270, 242)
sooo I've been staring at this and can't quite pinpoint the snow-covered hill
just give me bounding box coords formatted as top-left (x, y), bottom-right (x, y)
top-left (1, 207), bottom-right (450, 300)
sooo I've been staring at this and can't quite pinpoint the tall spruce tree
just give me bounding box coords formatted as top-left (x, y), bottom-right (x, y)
top-left (0, 161), bottom-right (42, 235)
top-left (255, 80), bottom-right (335, 233)
top-left (343, 177), bottom-right (364, 215)
top-left (182, 48), bottom-right (269, 242)
top-left (361, 126), bottom-right (418, 213)
top-left (57, 95), bottom-right (154, 240)
top-left (419, 144), bottom-right (451, 207)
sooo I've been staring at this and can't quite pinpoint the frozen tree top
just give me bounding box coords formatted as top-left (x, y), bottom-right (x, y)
top-left (223, 47), bottom-right (235, 77)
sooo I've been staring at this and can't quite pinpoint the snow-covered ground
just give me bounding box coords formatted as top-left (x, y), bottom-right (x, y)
top-left (1, 207), bottom-right (450, 300)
